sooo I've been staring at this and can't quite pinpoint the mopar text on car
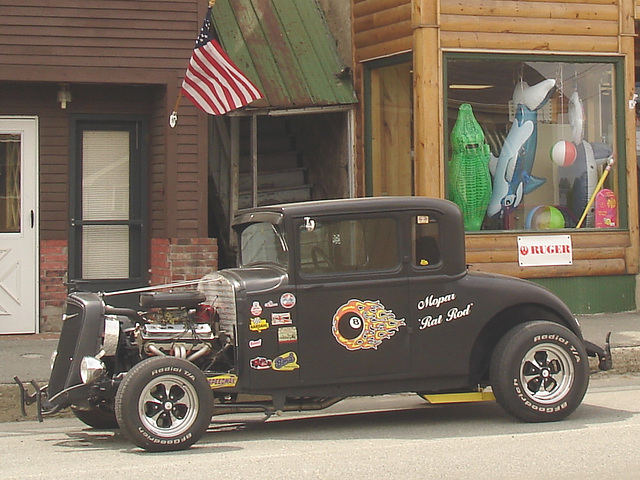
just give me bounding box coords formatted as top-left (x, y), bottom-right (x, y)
top-left (16, 197), bottom-right (610, 451)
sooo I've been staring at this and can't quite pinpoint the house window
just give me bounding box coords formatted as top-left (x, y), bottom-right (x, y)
top-left (0, 134), bottom-right (20, 233)
top-left (445, 54), bottom-right (622, 232)
top-left (366, 56), bottom-right (413, 196)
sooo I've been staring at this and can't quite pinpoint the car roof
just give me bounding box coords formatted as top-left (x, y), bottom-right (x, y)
top-left (233, 197), bottom-right (461, 224)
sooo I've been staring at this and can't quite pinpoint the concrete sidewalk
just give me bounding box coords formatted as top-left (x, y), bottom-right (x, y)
top-left (0, 312), bottom-right (639, 385)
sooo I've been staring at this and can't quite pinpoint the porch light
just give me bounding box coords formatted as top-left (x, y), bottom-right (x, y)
top-left (57, 84), bottom-right (72, 109)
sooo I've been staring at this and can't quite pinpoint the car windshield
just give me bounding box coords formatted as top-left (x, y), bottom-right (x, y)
top-left (239, 222), bottom-right (288, 267)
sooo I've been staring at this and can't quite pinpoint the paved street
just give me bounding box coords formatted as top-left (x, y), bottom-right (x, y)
top-left (1, 374), bottom-right (639, 479)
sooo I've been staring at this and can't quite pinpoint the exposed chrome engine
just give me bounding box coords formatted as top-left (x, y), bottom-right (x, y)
top-left (132, 289), bottom-right (233, 370)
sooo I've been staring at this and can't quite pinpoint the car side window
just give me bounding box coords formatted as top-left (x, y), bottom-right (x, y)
top-left (299, 217), bottom-right (399, 275)
top-left (413, 215), bottom-right (440, 267)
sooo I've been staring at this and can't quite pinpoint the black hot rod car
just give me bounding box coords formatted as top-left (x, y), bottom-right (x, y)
top-left (16, 197), bottom-right (610, 451)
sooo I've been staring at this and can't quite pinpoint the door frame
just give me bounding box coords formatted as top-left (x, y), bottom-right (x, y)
top-left (0, 116), bottom-right (39, 334)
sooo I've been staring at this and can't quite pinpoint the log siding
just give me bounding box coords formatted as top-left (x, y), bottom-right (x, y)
top-left (353, 0), bottom-right (639, 280)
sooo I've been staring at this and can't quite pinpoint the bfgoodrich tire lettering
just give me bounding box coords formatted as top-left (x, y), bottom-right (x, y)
top-left (490, 321), bottom-right (589, 422)
top-left (115, 356), bottom-right (213, 451)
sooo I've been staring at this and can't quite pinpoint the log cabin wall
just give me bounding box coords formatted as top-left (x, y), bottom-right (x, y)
top-left (354, 0), bottom-right (640, 312)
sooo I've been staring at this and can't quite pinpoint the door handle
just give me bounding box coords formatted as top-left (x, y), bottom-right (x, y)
top-left (30, 210), bottom-right (34, 229)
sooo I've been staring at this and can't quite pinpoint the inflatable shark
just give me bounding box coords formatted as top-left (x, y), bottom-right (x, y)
top-left (487, 79), bottom-right (556, 217)
top-left (558, 91), bottom-right (612, 227)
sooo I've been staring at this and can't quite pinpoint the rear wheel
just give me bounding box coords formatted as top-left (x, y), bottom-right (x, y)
top-left (115, 356), bottom-right (213, 451)
top-left (490, 321), bottom-right (589, 422)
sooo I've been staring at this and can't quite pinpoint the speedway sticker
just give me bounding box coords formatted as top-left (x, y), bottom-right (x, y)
top-left (272, 352), bottom-right (299, 371)
top-left (332, 299), bottom-right (405, 351)
top-left (278, 326), bottom-right (298, 344)
top-left (250, 352), bottom-right (301, 371)
top-left (272, 312), bottom-right (292, 326)
top-left (280, 293), bottom-right (296, 309)
top-left (250, 301), bottom-right (263, 316)
top-left (249, 317), bottom-right (269, 332)
top-left (250, 357), bottom-right (272, 370)
top-left (207, 374), bottom-right (238, 389)
top-left (249, 339), bottom-right (262, 348)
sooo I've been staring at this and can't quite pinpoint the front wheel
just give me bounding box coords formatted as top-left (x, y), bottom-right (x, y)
top-left (115, 356), bottom-right (213, 451)
top-left (490, 321), bottom-right (589, 422)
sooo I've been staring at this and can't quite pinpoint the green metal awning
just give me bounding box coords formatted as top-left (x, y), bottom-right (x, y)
top-left (210, 0), bottom-right (356, 110)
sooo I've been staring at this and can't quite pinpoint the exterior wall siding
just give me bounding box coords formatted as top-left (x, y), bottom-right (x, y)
top-left (0, 0), bottom-right (210, 239)
top-left (353, 0), bottom-right (412, 63)
top-left (0, 0), bottom-right (212, 330)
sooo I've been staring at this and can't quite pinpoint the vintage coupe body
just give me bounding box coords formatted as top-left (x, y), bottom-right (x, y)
top-left (17, 197), bottom-right (603, 451)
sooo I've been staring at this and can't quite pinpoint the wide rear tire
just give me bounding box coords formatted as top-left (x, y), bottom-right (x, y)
top-left (115, 356), bottom-right (213, 451)
top-left (490, 321), bottom-right (589, 422)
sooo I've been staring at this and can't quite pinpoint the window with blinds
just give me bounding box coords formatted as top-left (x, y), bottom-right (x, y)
top-left (81, 130), bottom-right (130, 279)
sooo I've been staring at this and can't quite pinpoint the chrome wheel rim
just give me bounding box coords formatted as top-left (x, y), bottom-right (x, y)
top-left (138, 374), bottom-right (199, 437)
top-left (519, 343), bottom-right (574, 405)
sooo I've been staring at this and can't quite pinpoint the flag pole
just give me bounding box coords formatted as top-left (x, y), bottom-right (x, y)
top-left (169, 0), bottom-right (217, 128)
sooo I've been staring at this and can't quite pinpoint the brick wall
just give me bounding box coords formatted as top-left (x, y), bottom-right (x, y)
top-left (38, 237), bottom-right (218, 332)
top-left (149, 238), bottom-right (218, 286)
top-left (39, 239), bottom-right (68, 332)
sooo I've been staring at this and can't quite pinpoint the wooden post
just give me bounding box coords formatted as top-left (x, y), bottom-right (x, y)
top-left (229, 116), bottom-right (239, 249)
top-left (620, 0), bottom-right (639, 273)
top-left (412, 0), bottom-right (443, 198)
top-left (251, 114), bottom-right (258, 207)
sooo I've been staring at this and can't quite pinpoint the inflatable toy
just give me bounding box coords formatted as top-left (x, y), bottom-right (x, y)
top-left (551, 140), bottom-right (577, 167)
top-left (487, 79), bottom-right (555, 218)
top-left (525, 205), bottom-right (565, 229)
top-left (557, 91), bottom-right (613, 227)
top-left (448, 104), bottom-right (492, 231)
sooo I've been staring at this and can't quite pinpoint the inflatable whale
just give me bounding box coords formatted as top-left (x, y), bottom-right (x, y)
top-left (487, 79), bottom-right (556, 217)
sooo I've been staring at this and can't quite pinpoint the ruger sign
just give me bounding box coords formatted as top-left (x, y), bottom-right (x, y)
top-left (518, 235), bottom-right (573, 267)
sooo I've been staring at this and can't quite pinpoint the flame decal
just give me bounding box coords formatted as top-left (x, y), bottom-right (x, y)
top-left (332, 299), bottom-right (405, 351)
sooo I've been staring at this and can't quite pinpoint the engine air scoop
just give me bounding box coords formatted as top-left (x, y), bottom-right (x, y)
top-left (139, 291), bottom-right (206, 309)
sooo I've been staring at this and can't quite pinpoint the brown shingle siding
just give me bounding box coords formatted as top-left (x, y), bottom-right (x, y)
top-left (0, 1), bottom-right (197, 74)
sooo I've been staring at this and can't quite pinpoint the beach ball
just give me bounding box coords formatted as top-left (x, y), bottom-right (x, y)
top-left (525, 205), bottom-right (565, 229)
top-left (551, 140), bottom-right (577, 167)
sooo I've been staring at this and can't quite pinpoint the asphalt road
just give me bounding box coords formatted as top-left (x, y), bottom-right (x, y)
top-left (1, 374), bottom-right (639, 479)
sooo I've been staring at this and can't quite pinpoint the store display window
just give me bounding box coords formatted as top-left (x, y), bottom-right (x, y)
top-left (445, 54), bottom-right (623, 232)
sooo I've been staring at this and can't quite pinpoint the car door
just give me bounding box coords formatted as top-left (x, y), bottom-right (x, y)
top-left (408, 211), bottom-right (478, 380)
top-left (294, 213), bottom-right (410, 385)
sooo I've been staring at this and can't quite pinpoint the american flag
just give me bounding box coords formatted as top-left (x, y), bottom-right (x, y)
top-left (181, 7), bottom-right (262, 115)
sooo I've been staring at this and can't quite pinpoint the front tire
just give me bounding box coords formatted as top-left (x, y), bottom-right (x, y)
top-left (490, 321), bottom-right (589, 422)
top-left (115, 356), bottom-right (213, 451)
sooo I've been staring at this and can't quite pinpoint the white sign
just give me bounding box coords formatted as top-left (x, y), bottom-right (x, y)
top-left (518, 235), bottom-right (573, 267)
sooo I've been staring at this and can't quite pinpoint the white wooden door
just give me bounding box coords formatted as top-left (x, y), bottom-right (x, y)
top-left (0, 117), bottom-right (38, 334)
